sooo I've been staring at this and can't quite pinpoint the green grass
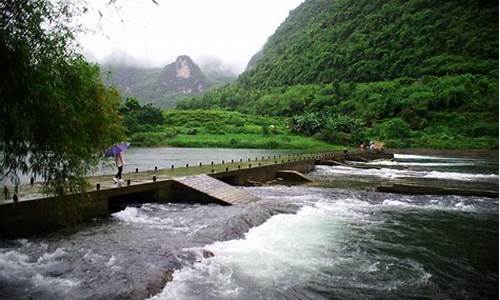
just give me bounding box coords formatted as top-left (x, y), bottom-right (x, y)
top-left (130, 132), bottom-right (339, 150)
top-left (163, 133), bottom-right (338, 150)
top-left (129, 109), bottom-right (341, 150)
top-left (408, 136), bottom-right (498, 150)
top-left (128, 109), bottom-right (498, 150)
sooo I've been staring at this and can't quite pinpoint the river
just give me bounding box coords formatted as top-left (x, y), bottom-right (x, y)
top-left (6, 147), bottom-right (303, 185)
top-left (0, 153), bottom-right (498, 299)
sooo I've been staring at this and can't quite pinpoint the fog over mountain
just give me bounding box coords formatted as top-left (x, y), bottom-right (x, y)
top-left (100, 50), bottom-right (145, 68)
top-left (101, 54), bottom-right (237, 107)
top-left (79, 0), bottom-right (305, 73)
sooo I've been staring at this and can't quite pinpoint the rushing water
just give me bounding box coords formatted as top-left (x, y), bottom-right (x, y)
top-left (0, 154), bottom-right (498, 299)
top-left (310, 153), bottom-right (499, 192)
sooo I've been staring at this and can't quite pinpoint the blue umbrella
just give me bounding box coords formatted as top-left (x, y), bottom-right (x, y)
top-left (105, 143), bottom-right (129, 158)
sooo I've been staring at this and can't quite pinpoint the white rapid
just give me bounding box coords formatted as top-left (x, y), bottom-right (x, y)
top-left (150, 185), bottom-right (497, 300)
top-left (312, 165), bottom-right (498, 182)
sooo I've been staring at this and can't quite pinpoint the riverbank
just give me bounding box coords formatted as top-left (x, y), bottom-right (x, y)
top-left (126, 109), bottom-right (498, 151)
top-left (113, 106), bottom-right (500, 151)
top-left (128, 109), bottom-right (339, 150)
top-left (146, 133), bottom-right (339, 150)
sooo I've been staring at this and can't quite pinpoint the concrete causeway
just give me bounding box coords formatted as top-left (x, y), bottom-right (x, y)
top-left (1, 152), bottom-right (328, 203)
top-left (0, 150), bottom-right (391, 238)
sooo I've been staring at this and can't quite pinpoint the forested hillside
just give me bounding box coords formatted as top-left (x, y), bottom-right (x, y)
top-left (178, 0), bottom-right (499, 149)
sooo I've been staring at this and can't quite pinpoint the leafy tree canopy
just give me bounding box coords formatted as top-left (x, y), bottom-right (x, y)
top-left (119, 97), bottom-right (165, 134)
top-left (0, 0), bottom-right (124, 195)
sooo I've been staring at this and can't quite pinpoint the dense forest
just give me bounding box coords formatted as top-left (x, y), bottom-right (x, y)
top-left (178, 0), bottom-right (499, 149)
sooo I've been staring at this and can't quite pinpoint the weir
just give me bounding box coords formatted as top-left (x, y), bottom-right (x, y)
top-left (173, 174), bottom-right (260, 205)
top-left (0, 151), bottom-right (391, 238)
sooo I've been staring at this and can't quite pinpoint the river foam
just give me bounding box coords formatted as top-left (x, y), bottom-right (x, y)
top-left (0, 247), bottom-right (79, 294)
top-left (362, 160), bottom-right (474, 167)
top-left (312, 165), bottom-right (499, 182)
top-left (112, 206), bottom-right (192, 232)
top-left (149, 191), bottom-right (445, 300)
top-left (393, 154), bottom-right (464, 160)
top-left (1, 182), bottom-right (497, 299)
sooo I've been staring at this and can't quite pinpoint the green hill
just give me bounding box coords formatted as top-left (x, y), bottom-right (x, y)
top-left (240, 0), bottom-right (497, 87)
top-left (178, 0), bottom-right (498, 149)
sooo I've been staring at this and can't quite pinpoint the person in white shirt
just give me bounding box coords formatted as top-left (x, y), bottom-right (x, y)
top-left (113, 152), bottom-right (125, 183)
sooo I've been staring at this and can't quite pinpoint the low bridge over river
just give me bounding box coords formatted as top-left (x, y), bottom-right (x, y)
top-left (0, 151), bottom-right (392, 238)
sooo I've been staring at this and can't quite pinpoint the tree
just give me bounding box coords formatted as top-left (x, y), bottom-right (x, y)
top-left (320, 114), bottom-right (364, 145)
top-left (0, 0), bottom-right (124, 195)
top-left (119, 97), bottom-right (164, 133)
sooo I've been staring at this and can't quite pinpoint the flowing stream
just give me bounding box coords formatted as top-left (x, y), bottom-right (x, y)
top-left (0, 153), bottom-right (498, 299)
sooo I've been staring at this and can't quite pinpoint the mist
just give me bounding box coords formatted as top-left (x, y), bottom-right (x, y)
top-left (78, 0), bottom-right (304, 74)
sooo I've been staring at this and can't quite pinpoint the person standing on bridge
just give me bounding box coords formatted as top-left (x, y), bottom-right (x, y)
top-left (113, 151), bottom-right (125, 184)
top-left (105, 142), bottom-right (129, 184)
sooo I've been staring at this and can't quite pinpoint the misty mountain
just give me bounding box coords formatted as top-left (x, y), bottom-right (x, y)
top-left (197, 56), bottom-right (239, 87)
top-left (156, 55), bottom-right (210, 94)
top-left (102, 55), bottom-right (236, 107)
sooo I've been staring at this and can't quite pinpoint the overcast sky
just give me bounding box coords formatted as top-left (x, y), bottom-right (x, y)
top-left (78, 0), bottom-right (304, 73)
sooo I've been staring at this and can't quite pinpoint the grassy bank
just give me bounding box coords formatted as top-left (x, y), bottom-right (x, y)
top-left (129, 109), bottom-right (339, 150)
top-left (128, 108), bottom-right (497, 151)
top-left (160, 133), bottom-right (337, 149)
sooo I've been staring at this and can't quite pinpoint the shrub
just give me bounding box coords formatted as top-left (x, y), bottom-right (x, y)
top-left (205, 122), bottom-right (226, 134)
top-left (130, 132), bottom-right (159, 147)
top-left (291, 112), bottom-right (324, 135)
top-left (261, 125), bottom-right (270, 136)
top-left (162, 127), bottom-right (178, 138)
top-left (186, 128), bottom-right (198, 135)
top-left (120, 97), bottom-right (164, 134)
top-left (370, 118), bottom-right (413, 140)
top-left (228, 115), bottom-right (245, 127)
top-left (320, 114), bottom-right (364, 145)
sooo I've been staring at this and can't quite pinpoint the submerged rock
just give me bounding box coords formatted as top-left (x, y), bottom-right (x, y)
top-left (145, 270), bottom-right (174, 298)
top-left (202, 249), bottom-right (215, 258)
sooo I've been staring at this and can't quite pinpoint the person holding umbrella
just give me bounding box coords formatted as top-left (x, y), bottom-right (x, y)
top-left (114, 151), bottom-right (125, 184)
top-left (105, 142), bottom-right (129, 184)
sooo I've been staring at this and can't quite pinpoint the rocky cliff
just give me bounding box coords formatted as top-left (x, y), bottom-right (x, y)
top-left (156, 55), bottom-right (210, 94)
top-left (103, 55), bottom-right (234, 107)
